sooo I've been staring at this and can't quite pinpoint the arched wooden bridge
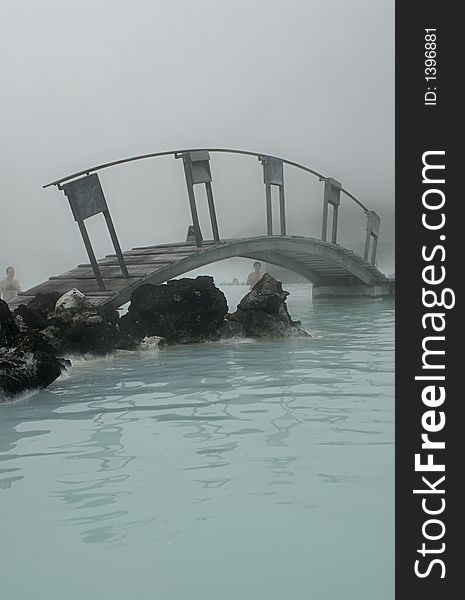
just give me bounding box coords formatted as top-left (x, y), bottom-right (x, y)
top-left (13, 148), bottom-right (391, 309)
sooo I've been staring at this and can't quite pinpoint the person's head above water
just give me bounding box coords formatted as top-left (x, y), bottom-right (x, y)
top-left (253, 261), bottom-right (261, 273)
top-left (6, 267), bottom-right (15, 279)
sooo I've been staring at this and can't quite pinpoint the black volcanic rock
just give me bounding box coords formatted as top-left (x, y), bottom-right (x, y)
top-left (0, 298), bottom-right (19, 342)
top-left (1, 299), bottom-right (69, 399)
top-left (15, 289), bottom-right (122, 355)
top-left (1, 287), bottom-right (120, 398)
top-left (228, 273), bottom-right (310, 338)
top-left (16, 292), bottom-right (62, 327)
top-left (1, 273), bottom-right (309, 399)
top-left (219, 320), bottom-right (247, 340)
top-left (120, 276), bottom-right (229, 344)
top-left (0, 348), bottom-right (70, 398)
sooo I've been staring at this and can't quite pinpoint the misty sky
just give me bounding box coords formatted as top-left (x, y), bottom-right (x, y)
top-left (1, 0), bottom-right (394, 289)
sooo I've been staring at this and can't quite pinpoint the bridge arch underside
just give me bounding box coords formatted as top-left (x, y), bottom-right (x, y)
top-left (112, 237), bottom-right (387, 308)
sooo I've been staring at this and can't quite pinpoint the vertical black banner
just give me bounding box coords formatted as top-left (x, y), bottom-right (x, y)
top-left (396, 2), bottom-right (460, 598)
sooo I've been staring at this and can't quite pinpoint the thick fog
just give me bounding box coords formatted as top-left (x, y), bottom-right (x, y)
top-left (0, 0), bottom-right (394, 289)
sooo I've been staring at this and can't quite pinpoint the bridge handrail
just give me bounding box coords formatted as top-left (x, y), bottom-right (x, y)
top-left (43, 147), bottom-right (369, 213)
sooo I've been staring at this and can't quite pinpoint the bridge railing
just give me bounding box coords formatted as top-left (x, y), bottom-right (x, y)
top-left (44, 148), bottom-right (380, 290)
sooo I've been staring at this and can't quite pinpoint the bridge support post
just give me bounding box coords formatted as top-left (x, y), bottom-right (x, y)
top-left (363, 211), bottom-right (381, 265)
top-left (60, 173), bottom-right (130, 291)
top-left (279, 186), bottom-right (286, 236)
top-left (76, 220), bottom-right (106, 291)
top-left (260, 156), bottom-right (285, 236)
top-left (331, 205), bottom-right (339, 244)
top-left (321, 178), bottom-right (342, 243)
top-left (177, 151), bottom-right (220, 247)
top-left (371, 235), bottom-right (378, 265)
top-left (205, 181), bottom-right (220, 242)
top-left (103, 210), bottom-right (129, 279)
top-left (321, 200), bottom-right (328, 242)
top-left (265, 182), bottom-right (273, 236)
top-left (181, 155), bottom-right (203, 247)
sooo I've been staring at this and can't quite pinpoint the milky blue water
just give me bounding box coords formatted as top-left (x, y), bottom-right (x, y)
top-left (0, 285), bottom-right (394, 600)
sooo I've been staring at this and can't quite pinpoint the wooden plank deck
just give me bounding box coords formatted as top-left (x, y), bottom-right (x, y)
top-left (12, 241), bottom-right (221, 309)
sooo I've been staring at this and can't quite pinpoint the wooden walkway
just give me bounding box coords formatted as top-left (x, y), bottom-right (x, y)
top-left (10, 236), bottom-right (388, 310)
top-left (10, 241), bottom-right (219, 309)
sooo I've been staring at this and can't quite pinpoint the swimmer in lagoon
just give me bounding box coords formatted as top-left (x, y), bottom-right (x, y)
top-left (246, 261), bottom-right (263, 289)
top-left (0, 267), bottom-right (21, 303)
